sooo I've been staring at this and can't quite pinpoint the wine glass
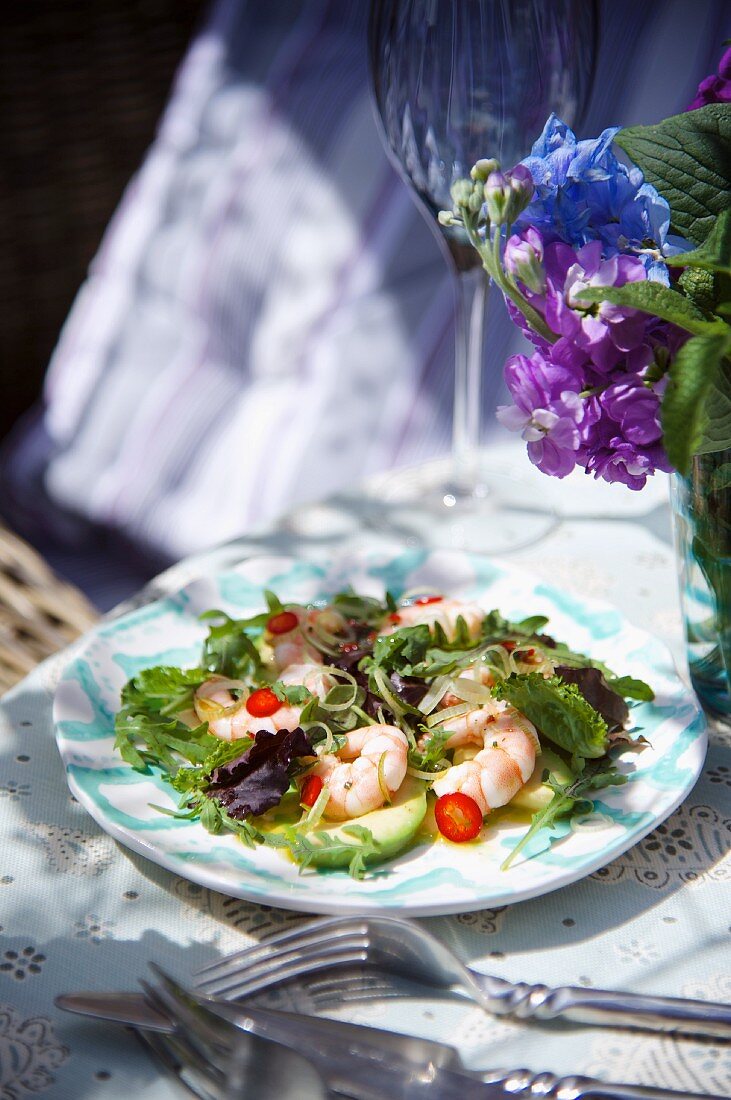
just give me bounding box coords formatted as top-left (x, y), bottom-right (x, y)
top-left (368, 0), bottom-right (598, 551)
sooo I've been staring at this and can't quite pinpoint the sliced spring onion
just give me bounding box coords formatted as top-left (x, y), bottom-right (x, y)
top-left (426, 702), bottom-right (471, 728)
top-left (302, 721), bottom-right (335, 755)
top-left (195, 677), bottom-right (248, 698)
top-left (377, 751), bottom-right (391, 805)
top-left (193, 694), bottom-right (247, 724)
top-left (301, 785), bottom-right (330, 830)
top-left (449, 676), bottom-right (494, 705)
top-left (372, 667), bottom-right (408, 718)
top-left (417, 674), bottom-right (452, 715)
top-left (350, 705), bottom-right (377, 726)
top-left (320, 683), bottom-right (358, 713)
top-left (406, 764), bottom-right (451, 782)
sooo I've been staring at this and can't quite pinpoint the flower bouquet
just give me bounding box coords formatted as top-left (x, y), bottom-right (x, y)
top-left (439, 47), bottom-right (731, 719)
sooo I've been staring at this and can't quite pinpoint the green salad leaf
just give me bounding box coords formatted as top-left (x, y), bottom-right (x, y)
top-left (120, 665), bottom-right (205, 716)
top-left (114, 711), bottom-right (215, 772)
top-left (493, 673), bottom-right (610, 759)
top-left (501, 758), bottom-right (628, 870)
top-left (199, 610), bottom-right (264, 678)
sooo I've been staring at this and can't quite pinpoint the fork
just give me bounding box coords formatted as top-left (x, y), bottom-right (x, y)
top-left (194, 915), bottom-right (731, 1041)
top-left (143, 967), bottom-right (730, 1100)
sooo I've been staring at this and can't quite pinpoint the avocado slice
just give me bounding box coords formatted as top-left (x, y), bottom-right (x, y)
top-left (262, 777), bottom-right (427, 870)
top-left (511, 747), bottom-right (573, 812)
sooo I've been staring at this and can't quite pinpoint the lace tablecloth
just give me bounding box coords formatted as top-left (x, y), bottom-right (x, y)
top-left (1, 456), bottom-right (729, 1099)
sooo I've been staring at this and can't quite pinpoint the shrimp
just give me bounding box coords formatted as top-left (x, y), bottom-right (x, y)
top-left (380, 598), bottom-right (485, 642)
top-left (312, 724), bottom-right (409, 820)
top-left (194, 664), bottom-right (333, 741)
top-left (266, 606), bottom-right (346, 670)
top-left (431, 701), bottom-right (539, 816)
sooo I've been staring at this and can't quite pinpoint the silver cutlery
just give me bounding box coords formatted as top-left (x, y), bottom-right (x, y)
top-left (134, 1021), bottom-right (330, 1100)
top-left (195, 915), bottom-right (731, 1041)
top-left (56, 985), bottom-right (460, 1070)
top-left (57, 972), bottom-right (730, 1100)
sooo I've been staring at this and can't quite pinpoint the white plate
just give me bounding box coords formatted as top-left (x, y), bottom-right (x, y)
top-left (53, 548), bottom-right (706, 916)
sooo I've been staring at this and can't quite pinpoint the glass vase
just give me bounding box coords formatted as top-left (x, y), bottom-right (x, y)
top-left (671, 450), bottom-right (731, 722)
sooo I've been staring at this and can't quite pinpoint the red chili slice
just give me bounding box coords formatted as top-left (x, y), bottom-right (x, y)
top-left (267, 610), bottom-right (299, 635)
top-left (413, 595), bottom-right (443, 605)
top-left (300, 774), bottom-right (324, 808)
top-left (434, 792), bottom-right (483, 842)
top-left (389, 612), bottom-right (401, 624)
top-left (245, 688), bottom-right (282, 718)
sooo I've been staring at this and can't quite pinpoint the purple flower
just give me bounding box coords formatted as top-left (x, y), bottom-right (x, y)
top-left (484, 165), bottom-right (535, 225)
top-left (544, 241), bottom-right (648, 372)
top-left (496, 347), bottom-right (587, 477)
top-left (687, 46), bottom-right (731, 110)
top-left (580, 436), bottom-right (672, 490)
top-left (504, 227), bottom-right (545, 293)
top-left (600, 377), bottom-right (664, 446)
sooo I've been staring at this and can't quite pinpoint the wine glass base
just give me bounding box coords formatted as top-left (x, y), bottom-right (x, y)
top-left (366, 462), bottom-right (558, 554)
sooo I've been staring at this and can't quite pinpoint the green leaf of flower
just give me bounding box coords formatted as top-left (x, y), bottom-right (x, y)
top-left (694, 355), bottom-right (731, 458)
top-left (661, 333), bottom-right (731, 474)
top-left (666, 209), bottom-right (731, 275)
top-left (615, 104), bottom-right (731, 245)
top-left (577, 282), bottom-right (729, 337)
top-left (679, 268), bottom-right (718, 316)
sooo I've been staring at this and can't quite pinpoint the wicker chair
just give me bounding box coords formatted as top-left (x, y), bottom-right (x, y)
top-left (0, 523), bottom-right (98, 692)
top-left (0, 3), bottom-right (206, 688)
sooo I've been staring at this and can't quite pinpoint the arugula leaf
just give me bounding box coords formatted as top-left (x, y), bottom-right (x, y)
top-left (501, 759), bottom-right (628, 870)
top-left (114, 710), bottom-right (215, 772)
top-left (270, 681), bottom-right (312, 705)
top-left (199, 610), bottom-right (263, 678)
top-left (120, 665), bottom-right (205, 717)
top-left (493, 673), bottom-right (609, 759)
top-left (279, 823), bottom-right (382, 880)
top-left (369, 625), bottom-right (432, 673)
top-left (330, 589), bottom-right (391, 627)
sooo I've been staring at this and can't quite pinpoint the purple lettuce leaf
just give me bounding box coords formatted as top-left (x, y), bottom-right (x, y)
top-left (208, 727), bottom-right (314, 819)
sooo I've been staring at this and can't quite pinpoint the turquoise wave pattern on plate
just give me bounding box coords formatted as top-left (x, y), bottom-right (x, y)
top-left (53, 549), bottom-right (707, 917)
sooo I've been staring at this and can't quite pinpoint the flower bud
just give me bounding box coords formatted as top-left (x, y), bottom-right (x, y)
top-left (450, 178), bottom-right (474, 209)
top-left (470, 158), bottom-right (500, 182)
top-left (504, 228), bottom-right (545, 294)
top-left (438, 210), bottom-right (458, 227)
top-left (507, 164), bottom-right (534, 219)
top-left (484, 171), bottom-right (512, 224)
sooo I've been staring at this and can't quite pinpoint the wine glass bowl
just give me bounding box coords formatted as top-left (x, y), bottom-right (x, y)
top-left (369, 0), bottom-right (597, 224)
top-left (367, 0), bottom-right (598, 552)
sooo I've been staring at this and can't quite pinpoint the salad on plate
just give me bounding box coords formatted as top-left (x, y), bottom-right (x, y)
top-left (114, 588), bottom-right (653, 878)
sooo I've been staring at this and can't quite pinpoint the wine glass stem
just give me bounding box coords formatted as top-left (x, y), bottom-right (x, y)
top-left (452, 264), bottom-right (488, 495)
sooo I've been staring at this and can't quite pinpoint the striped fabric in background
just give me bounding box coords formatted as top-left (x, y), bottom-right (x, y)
top-left (16, 0), bottom-right (729, 565)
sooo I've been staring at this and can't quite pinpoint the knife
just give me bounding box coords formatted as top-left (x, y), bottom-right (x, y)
top-left (56, 987), bottom-right (729, 1100)
top-left (55, 988), bottom-right (461, 1069)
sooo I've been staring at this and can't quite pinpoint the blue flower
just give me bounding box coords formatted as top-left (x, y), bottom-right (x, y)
top-left (515, 115), bottom-right (675, 282)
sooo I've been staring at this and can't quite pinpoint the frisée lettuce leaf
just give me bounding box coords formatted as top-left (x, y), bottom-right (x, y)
top-left (493, 673), bottom-right (610, 759)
